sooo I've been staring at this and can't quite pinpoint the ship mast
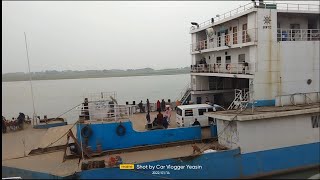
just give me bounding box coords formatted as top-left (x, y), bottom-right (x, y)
top-left (24, 32), bottom-right (37, 126)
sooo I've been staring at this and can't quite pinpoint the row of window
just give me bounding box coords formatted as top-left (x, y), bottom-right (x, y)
top-left (185, 108), bottom-right (214, 116)
top-left (210, 54), bottom-right (246, 64)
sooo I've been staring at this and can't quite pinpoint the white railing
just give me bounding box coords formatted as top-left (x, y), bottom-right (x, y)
top-left (276, 3), bottom-right (320, 12)
top-left (276, 92), bottom-right (320, 107)
top-left (190, 63), bottom-right (253, 75)
top-left (191, 2), bottom-right (255, 30)
top-left (191, 2), bottom-right (320, 31)
top-left (84, 91), bottom-right (117, 103)
top-left (175, 82), bottom-right (191, 102)
top-left (277, 29), bottom-right (320, 41)
top-left (76, 101), bottom-right (134, 122)
top-left (190, 28), bottom-right (257, 52)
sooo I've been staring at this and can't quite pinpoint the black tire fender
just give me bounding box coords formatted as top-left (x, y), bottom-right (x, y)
top-left (81, 125), bottom-right (92, 138)
top-left (116, 123), bottom-right (126, 136)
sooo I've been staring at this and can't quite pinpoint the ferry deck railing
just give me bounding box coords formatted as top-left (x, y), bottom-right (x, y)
top-left (77, 102), bottom-right (134, 122)
top-left (191, 2), bottom-right (320, 31)
top-left (176, 82), bottom-right (191, 101)
top-left (276, 92), bottom-right (320, 107)
top-left (84, 91), bottom-right (117, 103)
top-left (277, 29), bottom-right (320, 41)
top-left (191, 63), bottom-right (253, 75)
top-left (190, 28), bottom-right (257, 53)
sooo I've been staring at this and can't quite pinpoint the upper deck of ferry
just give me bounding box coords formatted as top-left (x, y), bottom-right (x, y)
top-left (190, 1), bottom-right (320, 34)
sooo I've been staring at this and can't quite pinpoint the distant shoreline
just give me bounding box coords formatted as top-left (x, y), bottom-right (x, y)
top-left (2, 68), bottom-right (190, 82)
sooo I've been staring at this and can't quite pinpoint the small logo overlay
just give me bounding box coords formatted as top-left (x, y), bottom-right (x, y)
top-left (120, 164), bottom-right (134, 170)
top-left (263, 15), bottom-right (271, 25)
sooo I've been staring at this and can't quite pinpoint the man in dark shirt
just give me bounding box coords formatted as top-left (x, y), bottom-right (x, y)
top-left (192, 118), bottom-right (201, 126)
top-left (161, 99), bottom-right (166, 112)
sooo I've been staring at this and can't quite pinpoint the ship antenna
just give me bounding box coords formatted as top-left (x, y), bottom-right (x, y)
top-left (24, 32), bottom-right (37, 126)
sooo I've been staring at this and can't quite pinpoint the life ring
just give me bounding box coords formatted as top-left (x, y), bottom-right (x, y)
top-left (226, 64), bottom-right (231, 71)
top-left (81, 125), bottom-right (92, 138)
top-left (116, 123), bottom-right (126, 136)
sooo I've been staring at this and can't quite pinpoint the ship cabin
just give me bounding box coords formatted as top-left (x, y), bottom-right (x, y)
top-left (188, 0), bottom-right (320, 109)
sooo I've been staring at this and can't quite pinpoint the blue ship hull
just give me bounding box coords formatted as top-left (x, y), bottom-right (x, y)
top-left (77, 142), bottom-right (320, 179)
top-left (2, 121), bottom-right (319, 179)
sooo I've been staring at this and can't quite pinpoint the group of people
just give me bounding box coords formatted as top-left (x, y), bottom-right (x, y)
top-left (143, 98), bottom-right (172, 129)
top-left (2, 112), bottom-right (27, 133)
top-left (138, 99), bottom-right (170, 113)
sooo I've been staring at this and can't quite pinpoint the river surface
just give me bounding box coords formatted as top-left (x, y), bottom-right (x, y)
top-left (2, 74), bottom-right (189, 123)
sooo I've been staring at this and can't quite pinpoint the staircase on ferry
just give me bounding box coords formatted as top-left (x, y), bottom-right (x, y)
top-left (178, 83), bottom-right (191, 105)
top-left (228, 89), bottom-right (250, 110)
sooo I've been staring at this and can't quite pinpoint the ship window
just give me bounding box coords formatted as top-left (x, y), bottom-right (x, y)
top-left (177, 108), bottom-right (182, 116)
top-left (185, 109), bottom-right (193, 116)
top-left (311, 115), bottom-right (319, 128)
top-left (238, 54), bottom-right (245, 63)
top-left (209, 56), bottom-right (211, 59)
top-left (198, 108), bottom-right (207, 115)
top-left (226, 56), bottom-right (231, 64)
top-left (216, 56), bottom-right (221, 64)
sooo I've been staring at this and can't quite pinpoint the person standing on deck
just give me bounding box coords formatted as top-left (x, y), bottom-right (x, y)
top-left (146, 111), bottom-right (151, 124)
top-left (17, 112), bottom-right (25, 129)
top-left (161, 99), bottom-right (166, 112)
top-left (156, 100), bottom-right (161, 112)
top-left (164, 106), bottom-right (172, 124)
top-left (82, 98), bottom-right (90, 120)
top-left (146, 99), bottom-right (150, 112)
top-left (138, 100), bottom-right (143, 113)
top-left (175, 100), bottom-right (181, 110)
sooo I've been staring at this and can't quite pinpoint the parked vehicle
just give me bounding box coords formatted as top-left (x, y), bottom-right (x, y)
top-left (176, 104), bottom-right (225, 127)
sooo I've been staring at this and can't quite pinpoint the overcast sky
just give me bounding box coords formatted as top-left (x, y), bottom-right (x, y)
top-left (2, 1), bottom-right (319, 73)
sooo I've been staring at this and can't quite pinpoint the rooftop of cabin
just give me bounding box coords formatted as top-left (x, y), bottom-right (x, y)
top-left (205, 103), bottom-right (320, 121)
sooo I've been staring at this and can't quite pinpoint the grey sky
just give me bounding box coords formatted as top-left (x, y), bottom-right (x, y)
top-left (2, 1), bottom-right (318, 73)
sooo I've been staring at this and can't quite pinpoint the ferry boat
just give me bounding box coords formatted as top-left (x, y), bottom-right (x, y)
top-left (2, 1), bottom-right (319, 179)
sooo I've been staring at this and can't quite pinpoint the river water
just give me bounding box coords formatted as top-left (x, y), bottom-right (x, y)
top-left (2, 74), bottom-right (189, 123)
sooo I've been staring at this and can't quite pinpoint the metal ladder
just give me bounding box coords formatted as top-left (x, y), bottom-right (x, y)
top-left (228, 89), bottom-right (249, 110)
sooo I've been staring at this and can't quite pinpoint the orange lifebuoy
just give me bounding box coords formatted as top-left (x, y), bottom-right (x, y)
top-left (226, 64), bottom-right (231, 71)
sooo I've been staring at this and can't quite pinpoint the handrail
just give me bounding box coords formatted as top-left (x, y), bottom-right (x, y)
top-left (76, 101), bottom-right (133, 122)
top-left (276, 92), bottom-right (320, 107)
top-left (191, 63), bottom-right (252, 75)
top-left (191, 2), bottom-right (320, 31)
top-left (176, 82), bottom-right (191, 101)
top-left (190, 28), bottom-right (257, 52)
top-left (277, 28), bottom-right (320, 41)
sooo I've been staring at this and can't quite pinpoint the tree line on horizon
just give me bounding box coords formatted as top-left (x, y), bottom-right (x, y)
top-left (2, 66), bottom-right (190, 82)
